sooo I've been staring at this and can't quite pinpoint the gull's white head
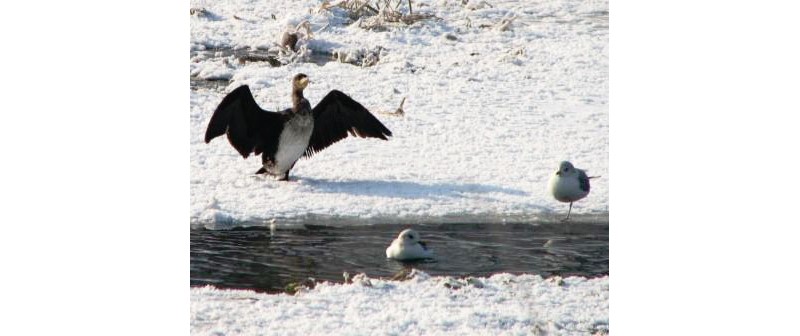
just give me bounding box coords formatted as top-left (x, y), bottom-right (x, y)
top-left (396, 229), bottom-right (422, 245)
top-left (555, 161), bottom-right (577, 177)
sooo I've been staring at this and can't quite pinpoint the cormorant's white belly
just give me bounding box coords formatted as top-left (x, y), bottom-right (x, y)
top-left (269, 115), bottom-right (313, 175)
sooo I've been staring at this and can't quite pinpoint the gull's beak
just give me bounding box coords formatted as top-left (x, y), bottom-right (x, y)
top-left (556, 171), bottom-right (561, 176)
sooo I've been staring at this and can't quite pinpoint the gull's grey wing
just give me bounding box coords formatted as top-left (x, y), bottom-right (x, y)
top-left (578, 170), bottom-right (591, 192)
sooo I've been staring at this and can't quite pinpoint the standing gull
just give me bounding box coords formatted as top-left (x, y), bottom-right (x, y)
top-left (386, 229), bottom-right (433, 260)
top-left (548, 161), bottom-right (599, 221)
top-left (204, 73), bottom-right (392, 181)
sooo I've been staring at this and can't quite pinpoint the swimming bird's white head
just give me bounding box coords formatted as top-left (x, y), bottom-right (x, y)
top-left (386, 229), bottom-right (432, 260)
top-left (555, 161), bottom-right (577, 177)
top-left (397, 229), bottom-right (422, 246)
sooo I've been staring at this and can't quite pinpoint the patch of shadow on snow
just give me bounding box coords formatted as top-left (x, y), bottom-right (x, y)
top-left (301, 178), bottom-right (529, 200)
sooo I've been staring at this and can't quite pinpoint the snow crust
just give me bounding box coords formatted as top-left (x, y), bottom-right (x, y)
top-left (191, 272), bottom-right (609, 335)
top-left (190, 0), bottom-right (608, 227)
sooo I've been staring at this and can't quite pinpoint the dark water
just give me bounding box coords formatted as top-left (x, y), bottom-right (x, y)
top-left (191, 222), bottom-right (608, 293)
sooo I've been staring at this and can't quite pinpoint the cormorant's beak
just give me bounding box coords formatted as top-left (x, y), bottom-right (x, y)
top-left (299, 77), bottom-right (309, 88)
top-left (556, 171), bottom-right (561, 176)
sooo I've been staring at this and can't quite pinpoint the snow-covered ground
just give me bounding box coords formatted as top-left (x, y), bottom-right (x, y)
top-left (190, 1), bottom-right (608, 332)
top-left (191, 271), bottom-right (609, 335)
top-left (189, 0), bottom-right (608, 228)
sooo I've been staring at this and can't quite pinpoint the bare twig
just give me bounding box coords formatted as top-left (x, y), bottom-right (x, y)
top-left (495, 15), bottom-right (517, 31)
top-left (297, 20), bottom-right (313, 38)
top-left (379, 97), bottom-right (407, 116)
top-left (321, 0), bottom-right (435, 29)
top-left (464, 0), bottom-right (493, 10)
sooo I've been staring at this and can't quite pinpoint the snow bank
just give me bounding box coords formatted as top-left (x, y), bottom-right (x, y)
top-left (190, 0), bottom-right (608, 226)
top-left (191, 272), bottom-right (609, 335)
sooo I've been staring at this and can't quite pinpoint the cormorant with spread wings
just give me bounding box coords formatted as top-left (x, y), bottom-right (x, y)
top-left (204, 73), bottom-right (392, 181)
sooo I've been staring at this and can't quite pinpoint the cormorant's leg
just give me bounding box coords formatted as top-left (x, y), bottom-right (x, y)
top-left (279, 161), bottom-right (297, 182)
top-left (562, 202), bottom-right (573, 222)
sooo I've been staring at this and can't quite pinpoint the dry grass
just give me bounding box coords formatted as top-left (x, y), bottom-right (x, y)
top-left (320, 0), bottom-right (439, 30)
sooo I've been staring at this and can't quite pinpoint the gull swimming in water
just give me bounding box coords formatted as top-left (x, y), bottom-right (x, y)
top-left (548, 161), bottom-right (599, 221)
top-left (386, 229), bottom-right (433, 260)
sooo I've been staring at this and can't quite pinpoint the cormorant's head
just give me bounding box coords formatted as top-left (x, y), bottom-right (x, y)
top-left (293, 73), bottom-right (309, 90)
top-left (556, 161), bottom-right (575, 176)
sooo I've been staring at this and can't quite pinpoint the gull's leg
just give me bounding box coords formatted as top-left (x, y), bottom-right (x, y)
top-left (562, 202), bottom-right (573, 222)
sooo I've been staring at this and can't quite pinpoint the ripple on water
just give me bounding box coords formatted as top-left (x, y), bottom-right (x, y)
top-left (190, 222), bottom-right (608, 293)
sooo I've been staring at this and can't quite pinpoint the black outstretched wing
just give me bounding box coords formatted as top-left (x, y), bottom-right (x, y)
top-left (304, 90), bottom-right (392, 157)
top-left (204, 85), bottom-right (287, 159)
